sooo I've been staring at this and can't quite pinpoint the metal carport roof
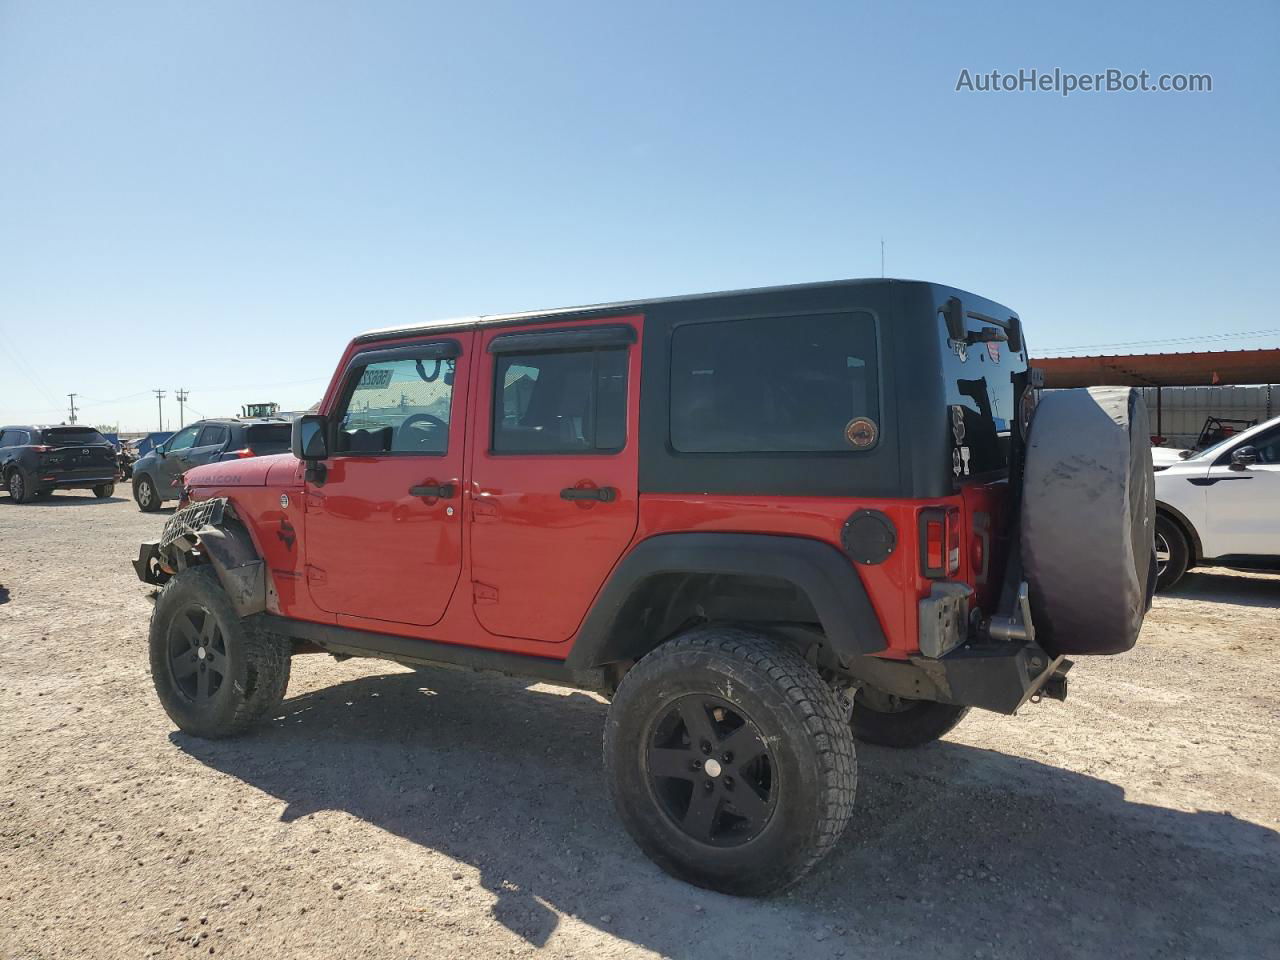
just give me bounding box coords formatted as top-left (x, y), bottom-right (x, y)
top-left (1033, 348), bottom-right (1280, 388)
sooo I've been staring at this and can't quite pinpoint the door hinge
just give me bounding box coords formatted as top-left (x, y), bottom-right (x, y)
top-left (472, 581), bottom-right (498, 604)
top-left (305, 564), bottom-right (327, 584)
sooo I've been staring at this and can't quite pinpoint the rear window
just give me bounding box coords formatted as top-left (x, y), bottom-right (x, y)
top-left (40, 428), bottom-right (108, 447)
top-left (246, 424), bottom-right (292, 452)
top-left (670, 312), bottom-right (879, 453)
top-left (941, 317), bottom-right (1026, 480)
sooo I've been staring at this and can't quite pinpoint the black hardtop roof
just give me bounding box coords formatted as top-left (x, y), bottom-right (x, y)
top-left (353, 277), bottom-right (1005, 345)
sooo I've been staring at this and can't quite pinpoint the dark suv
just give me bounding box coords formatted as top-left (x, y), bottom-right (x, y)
top-left (1, 425), bottom-right (118, 501)
top-left (131, 417), bottom-right (293, 511)
top-left (133, 279), bottom-right (1155, 895)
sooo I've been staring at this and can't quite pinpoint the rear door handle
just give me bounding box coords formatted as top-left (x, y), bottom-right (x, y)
top-left (560, 486), bottom-right (617, 503)
top-left (410, 483), bottom-right (456, 499)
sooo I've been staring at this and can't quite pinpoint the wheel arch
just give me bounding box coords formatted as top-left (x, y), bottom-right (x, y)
top-left (134, 498), bottom-right (269, 617)
top-left (565, 532), bottom-right (887, 670)
top-left (1156, 500), bottom-right (1203, 564)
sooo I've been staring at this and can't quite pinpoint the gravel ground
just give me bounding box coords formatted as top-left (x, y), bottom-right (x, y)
top-left (2, 493), bottom-right (1278, 960)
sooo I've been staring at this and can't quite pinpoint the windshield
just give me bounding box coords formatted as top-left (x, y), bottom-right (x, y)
top-left (41, 428), bottom-right (109, 447)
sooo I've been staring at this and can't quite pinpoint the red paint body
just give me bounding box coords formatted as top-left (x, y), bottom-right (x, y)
top-left (185, 312), bottom-right (1004, 662)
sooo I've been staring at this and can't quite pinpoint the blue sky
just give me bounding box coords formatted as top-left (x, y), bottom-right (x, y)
top-left (1, 0), bottom-right (1276, 431)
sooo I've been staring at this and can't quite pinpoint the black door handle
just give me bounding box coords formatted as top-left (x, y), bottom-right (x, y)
top-left (560, 486), bottom-right (617, 503)
top-left (410, 483), bottom-right (456, 499)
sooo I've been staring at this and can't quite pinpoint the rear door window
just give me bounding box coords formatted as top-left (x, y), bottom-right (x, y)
top-left (196, 425), bottom-right (228, 448)
top-left (670, 312), bottom-right (879, 453)
top-left (492, 347), bottom-right (627, 453)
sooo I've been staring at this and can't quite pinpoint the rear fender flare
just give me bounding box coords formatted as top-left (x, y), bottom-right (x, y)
top-left (565, 532), bottom-right (888, 668)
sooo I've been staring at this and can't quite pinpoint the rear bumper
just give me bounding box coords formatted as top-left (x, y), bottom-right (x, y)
top-left (912, 642), bottom-right (1071, 714)
top-left (39, 473), bottom-right (117, 488)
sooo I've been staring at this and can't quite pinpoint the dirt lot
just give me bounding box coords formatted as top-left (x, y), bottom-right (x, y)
top-left (1, 493), bottom-right (1278, 960)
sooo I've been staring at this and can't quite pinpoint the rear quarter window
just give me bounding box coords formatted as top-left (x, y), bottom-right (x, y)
top-left (670, 312), bottom-right (879, 453)
top-left (245, 424), bottom-right (292, 452)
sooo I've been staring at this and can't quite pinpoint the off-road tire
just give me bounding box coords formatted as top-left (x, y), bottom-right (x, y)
top-left (149, 566), bottom-right (291, 739)
top-left (134, 473), bottom-right (161, 512)
top-left (1154, 514), bottom-right (1191, 592)
top-left (93, 483), bottom-right (115, 499)
top-left (604, 626), bottom-right (856, 896)
top-left (6, 468), bottom-right (34, 503)
top-left (850, 691), bottom-right (969, 748)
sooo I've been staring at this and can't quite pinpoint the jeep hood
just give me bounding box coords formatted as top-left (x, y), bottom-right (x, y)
top-left (184, 453), bottom-right (302, 488)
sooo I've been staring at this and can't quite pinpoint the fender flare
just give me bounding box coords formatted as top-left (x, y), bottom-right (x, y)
top-left (132, 498), bottom-right (267, 617)
top-left (565, 532), bottom-right (887, 668)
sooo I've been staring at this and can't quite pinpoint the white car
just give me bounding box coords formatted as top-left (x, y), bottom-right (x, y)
top-left (1153, 414), bottom-right (1280, 590)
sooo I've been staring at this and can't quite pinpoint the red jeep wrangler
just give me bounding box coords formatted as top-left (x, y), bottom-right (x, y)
top-left (134, 279), bottom-right (1155, 895)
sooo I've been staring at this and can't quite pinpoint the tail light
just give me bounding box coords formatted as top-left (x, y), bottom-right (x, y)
top-left (920, 507), bottom-right (962, 578)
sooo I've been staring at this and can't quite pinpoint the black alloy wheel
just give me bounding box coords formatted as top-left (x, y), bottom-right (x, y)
top-left (645, 694), bottom-right (777, 847)
top-left (167, 603), bottom-right (229, 704)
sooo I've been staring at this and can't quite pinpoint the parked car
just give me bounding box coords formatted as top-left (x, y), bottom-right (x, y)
top-left (0, 425), bottom-right (118, 501)
top-left (131, 279), bottom-right (1155, 895)
top-left (1153, 413), bottom-right (1280, 590)
top-left (131, 417), bottom-right (293, 511)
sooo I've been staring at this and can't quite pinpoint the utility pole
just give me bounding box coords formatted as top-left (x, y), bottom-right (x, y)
top-left (153, 389), bottom-right (166, 432)
top-left (67, 393), bottom-right (78, 424)
top-left (175, 388), bottom-right (189, 428)
top-left (880, 238), bottom-right (885, 278)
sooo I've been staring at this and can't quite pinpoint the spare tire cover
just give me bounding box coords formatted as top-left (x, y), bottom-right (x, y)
top-left (1021, 387), bottom-right (1155, 656)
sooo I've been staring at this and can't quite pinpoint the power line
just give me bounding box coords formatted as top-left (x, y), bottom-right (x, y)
top-left (1037, 327), bottom-right (1280, 356)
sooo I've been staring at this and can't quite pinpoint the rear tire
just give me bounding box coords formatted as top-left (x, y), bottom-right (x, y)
top-left (604, 626), bottom-right (856, 896)
top-left (6, 469), bottom-right (33, 503)
top-left (1154, 514), bottom-right (1191, 592)
top-left (134, 474), bottom-right (161, 512)
top-left (149, 567), bottom-right (291, 739)
top-left (93, 483), bottom-right (115, 499)
top-left (850, 689), bottom-right (969, 748)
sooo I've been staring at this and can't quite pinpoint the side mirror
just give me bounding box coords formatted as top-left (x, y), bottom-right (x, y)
top-left (1230, 446), bottom-right (1257, 471)
top-left (292, 414), bottom-right (330, 461)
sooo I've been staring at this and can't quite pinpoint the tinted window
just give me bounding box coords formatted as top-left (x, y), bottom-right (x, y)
top-left (41, 427), bottom-right (109, 447)
top-left (0, 430), bottom-right (16, 446)
top-left (245, 424), bottom-right (292, 453)
top-left (196, 425), bottom-right (228, 447)
top-left (940, 317), bottom-right (1026, 480)
top-left (492, 348), bottom-right (627, 453)
top-left (335, 354), bottom-right (454, 454)
top-left (670, 313), bottom-right (879, 453)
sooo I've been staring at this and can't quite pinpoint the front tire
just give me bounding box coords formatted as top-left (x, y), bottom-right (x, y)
top-left (604, 626), bottom-right (856, 896)
top-left (134, 474), bottom-right (161, 512)
top-left (93, 483), bottom-right (115, 498)
top-left (1155, 514), bottom-right (1191, 591)
top-left (149, 567), bottom-right (291, 739)
top-left (850, 688), bottom-right (969, 748)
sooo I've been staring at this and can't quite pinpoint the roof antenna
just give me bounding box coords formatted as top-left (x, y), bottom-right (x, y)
top-left (880, 237), bottom-right (885, 278)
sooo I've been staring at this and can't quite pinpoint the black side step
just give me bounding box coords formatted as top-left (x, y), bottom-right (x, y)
top-left (252, 613), bottom-right (608, 691)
